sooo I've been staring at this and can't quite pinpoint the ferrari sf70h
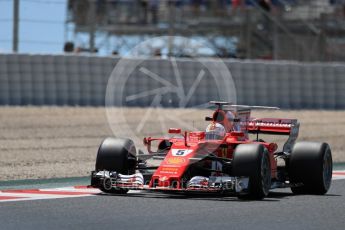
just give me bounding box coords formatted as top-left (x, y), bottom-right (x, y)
top-left (91, 101), bottom-right (333, 199)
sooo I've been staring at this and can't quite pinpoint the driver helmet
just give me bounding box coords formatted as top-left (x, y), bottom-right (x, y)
top-left (205, 123), bottom-right (226, 140)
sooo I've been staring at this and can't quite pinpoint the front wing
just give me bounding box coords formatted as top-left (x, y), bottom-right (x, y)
top-left (91, 171), bottom-right (250, 194)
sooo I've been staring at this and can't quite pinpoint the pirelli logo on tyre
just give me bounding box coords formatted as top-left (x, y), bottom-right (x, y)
top-left (166, 157), bottom-right (186, 165)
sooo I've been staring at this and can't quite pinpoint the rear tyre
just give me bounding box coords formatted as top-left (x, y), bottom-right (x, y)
top-left (232, 144), bottom-right (271, 200)
top-left (95, 138), bottom-right (137, 194)
top-left (289, 142), bottom-right (332, 195)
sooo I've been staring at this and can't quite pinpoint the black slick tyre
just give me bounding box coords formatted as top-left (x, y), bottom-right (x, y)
top-left (289, 142), bottom-right (332, 195)
top-left (232, 144), bottom-right (271, 200)
top-left (95, 138), bottom-right (137, 194)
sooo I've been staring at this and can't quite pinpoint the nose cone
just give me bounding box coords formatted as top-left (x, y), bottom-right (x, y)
top-left (151, 146), bottom-right (197, 188)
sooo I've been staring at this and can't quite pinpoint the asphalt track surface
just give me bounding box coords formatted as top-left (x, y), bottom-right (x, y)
top-left (0, 179), bottom-right (344, 230)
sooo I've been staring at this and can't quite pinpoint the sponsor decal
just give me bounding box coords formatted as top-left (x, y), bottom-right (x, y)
top-left (159, 167), bottom-right (179, 174)
top-left (160, 171), bottom-right (178, 175)
top-left (166, 157), bottom-right (186, 164)
top-left (161, 167), bottom-right (178, 172)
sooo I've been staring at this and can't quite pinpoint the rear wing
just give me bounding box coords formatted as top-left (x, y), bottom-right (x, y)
top-left (247, 118), bottom-right (298, 136)
top-left (247, 118), bottom-right (300, 153)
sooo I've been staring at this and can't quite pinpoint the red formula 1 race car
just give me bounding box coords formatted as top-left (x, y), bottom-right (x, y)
top-left (91, 101), bottom-right (333, 199)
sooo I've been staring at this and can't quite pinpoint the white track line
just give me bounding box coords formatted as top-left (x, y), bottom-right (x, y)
top-left (332, 170), bottom-right (345, 180)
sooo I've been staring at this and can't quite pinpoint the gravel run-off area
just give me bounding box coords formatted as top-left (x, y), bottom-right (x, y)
top-left (0, 107), bottom-right (344, 181)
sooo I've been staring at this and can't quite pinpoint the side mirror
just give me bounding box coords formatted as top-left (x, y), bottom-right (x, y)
top-left (205, 116), bottom-right (213, 121)
top-left (168, 128), bottom-right (181, 134)
top-left (143, 137), bottom-right (149, 146)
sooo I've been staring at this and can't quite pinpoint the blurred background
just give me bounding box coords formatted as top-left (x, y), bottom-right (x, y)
top-left (1, 0), bottom-right (345, 61)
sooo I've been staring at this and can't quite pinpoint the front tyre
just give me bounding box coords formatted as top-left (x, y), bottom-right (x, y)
top-left (289, 142), bottom-right (332, 195)
top-left (232, 144), bottom-right (271, 200)
top-left (94, 138), bottom-right (137, 194)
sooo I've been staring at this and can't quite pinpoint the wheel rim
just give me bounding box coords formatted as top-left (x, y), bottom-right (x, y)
top-left (261, 153), bottom-right (271, 195)
top-left (323, 147), bottom-right (332, 190)
top-left (103, 178), bottom-right (112, 190)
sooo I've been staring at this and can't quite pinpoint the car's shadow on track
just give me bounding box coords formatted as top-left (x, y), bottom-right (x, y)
top-left (95, 189), bottom-right (341, 202)
top-left (95, 191), bottom-right (300, 202)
